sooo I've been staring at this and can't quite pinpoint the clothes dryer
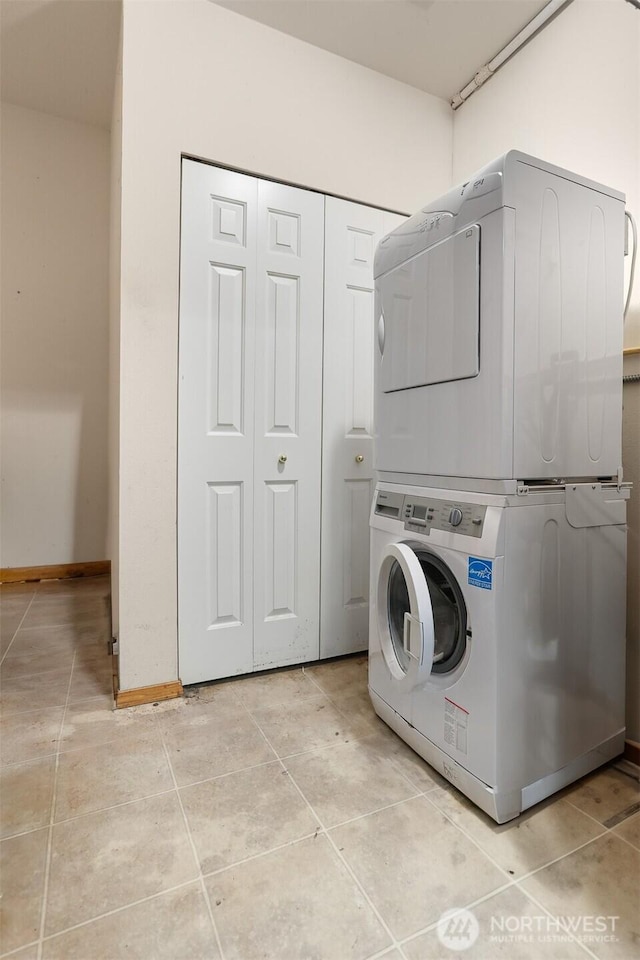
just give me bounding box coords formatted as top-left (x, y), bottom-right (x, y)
top-left (374, 151), bottom-right (626, 484)
top-left (369, 481), bottom-right (628, 822)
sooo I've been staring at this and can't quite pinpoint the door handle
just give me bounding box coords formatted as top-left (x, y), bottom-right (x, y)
top-left (377, 312), bottom-right (385, 355)
top-left (278, 454), bottom-right (287, 464)
top-left (403, 612), bottom-right (422, 661)
top-left (355, 454), bottom-right (364, 464)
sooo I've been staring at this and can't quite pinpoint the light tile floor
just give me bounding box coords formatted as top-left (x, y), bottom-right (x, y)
top-left (1, 577), bottom-right (639, 960)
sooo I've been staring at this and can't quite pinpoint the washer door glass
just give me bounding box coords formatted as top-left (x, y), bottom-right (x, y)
top-left (385, 546), bottom-right (467, 677)
top-left (418, 552), bottom-right (467, 674)
top-left (387, 560), bottom-right (413, 673)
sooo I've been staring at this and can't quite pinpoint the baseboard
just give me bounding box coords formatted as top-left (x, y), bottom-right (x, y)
top-left (115, 680), bottom-right (184, 709)
top-left (0, 560), bottom-right (111, 583)
top-left (624, 739), bottom-right (640, 767)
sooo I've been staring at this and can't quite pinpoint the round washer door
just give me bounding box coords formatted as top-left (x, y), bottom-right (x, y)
top-left (377, 542), bottom-right (468, 689)
top-left (377, 542), bottom-right (435, 690)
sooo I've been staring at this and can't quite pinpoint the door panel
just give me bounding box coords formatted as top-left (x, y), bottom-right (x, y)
top-left (321, 200), bottom-right (406, 658)
top-left (253, 181), bottom-right (324, 669)
top-left (178, 161), bottom-right (257, 683)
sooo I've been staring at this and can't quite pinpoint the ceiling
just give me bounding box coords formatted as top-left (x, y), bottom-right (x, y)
top-left (0, 0), bottom-right (121, 128)
top-left (0, 0), bottom-right (551, 128)
top-left (213, 0), bottom-right (549, 101)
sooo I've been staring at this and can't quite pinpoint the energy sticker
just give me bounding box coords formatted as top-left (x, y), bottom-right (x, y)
top-left (444, 697), bottom-right (469, 755)
top-left (468, 557), bottom-right (493, 590)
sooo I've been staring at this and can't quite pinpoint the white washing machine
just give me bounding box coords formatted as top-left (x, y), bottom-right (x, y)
top-left (369, 481), bottom-right (629, 823)
top-left (374, 151), bottom-right (626, 483)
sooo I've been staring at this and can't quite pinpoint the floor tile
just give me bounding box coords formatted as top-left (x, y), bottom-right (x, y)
top-left (520, 833), bottom-right (640, 959)
top-left (365, 725), bottom-right (448, 792)
top-left (612, 811), bottom-right (640, 850)
top-left (564, 766), bottom-right (640, 825)
top-left (22, 596), bottom-right (108, 629)
top-left (5, 621), bottom-right (108, 660)
top-left (0, 649), bottom-right (76, 680)
top-left (42, 882), bottom-right (219, 959)
top-left (161, 699), bottom-right (275, 787)
top-left (0, 668), bottom-right (72, 716)
top-left (403, 886), bottom-right (587, 959)
top-left (67, 660), bottom-right (114, 702)
top-left (4, 946), bottom-right (40, 960)
top-left (331, 796), bottom-right (505, 940)
top-left (330, 688), bottom-right (384, 737)
top-left (205, 835), bottom-right (390, 960)
top-left (0, 611), bottom-right (24, 655)
top-left (45, 793), bottom-right (198, 934)
top-left (0, 756), bottom-right (56, 838)
top-left (231, 667), bottom-right (321, 710)
top-left (285, 737), bottom-right (419, 827)
top-left (1, 705), bottom-right (64, 764)
top-left (181, 761), bottom-right (317, 874)
top-left (251, 694), bottom-right (369, 757)
top-left (428, 787), bottom-right (605, 878)
top-left (304, 655), bottom-right (369, 698)
top-left (59, 696), bottom-right (154, 753)
top-left (0, 827), bottom-right (48, 952)
top-left (180, 680), bottom-right (241, 710)
top-left (55, 732), bottom-right (173, 821)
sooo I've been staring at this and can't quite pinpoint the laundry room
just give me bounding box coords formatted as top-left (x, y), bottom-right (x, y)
top-left (1, 1), bottom-right (639, 958)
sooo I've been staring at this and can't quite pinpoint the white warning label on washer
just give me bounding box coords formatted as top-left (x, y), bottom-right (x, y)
top-left (444, 698), bottom-right (469, 755)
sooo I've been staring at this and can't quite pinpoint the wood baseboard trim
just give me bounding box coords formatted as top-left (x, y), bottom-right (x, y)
top-left (623, 739), bottom-right (640, 767)
top-left (0, 561), bottom-right (111, 584)
top-left (116, 680), bottom-right (184, 709)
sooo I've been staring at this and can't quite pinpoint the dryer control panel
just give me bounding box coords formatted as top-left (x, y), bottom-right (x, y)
top-left (402, 496), bottom-right (486, 537)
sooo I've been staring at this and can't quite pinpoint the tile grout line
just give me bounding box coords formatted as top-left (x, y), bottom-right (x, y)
top-left (0, 591), bottom-right (37, 666)
top-left (35, 648), bottom-right (77, 960)
top-left (281, 758), bottom-right (403, 956)
top-left (511, 881), bottom-right (600, 960)
top-left (505, 827), bottom-right (622, 887)
top-left (606, 829), bottom-right (640, 853)
top-left (200, 828), bottom-right (323, 879)
top-left (242, 698), bottom-right (402, 956)
top-left (4, 876), bottom-right (209, 958)
top-left (421, 788), bottom-right (623, 894)
top-left (562, 793), bottom-right (637, 833)
top-left (1, 690), bottom-right (109, 722)
top-left (157, 725), bottom-right (226, 960)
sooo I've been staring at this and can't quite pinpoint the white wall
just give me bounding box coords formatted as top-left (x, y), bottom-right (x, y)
top-left (0, 103), bottom-right (110, 568)
top-left (117, 0), bottom-right (453, 690)
top-left (452, 0), bottom-right (640, 741)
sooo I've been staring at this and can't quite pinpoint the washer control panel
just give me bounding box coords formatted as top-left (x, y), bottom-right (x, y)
top-left (403, 496), bottom-right (486, 537)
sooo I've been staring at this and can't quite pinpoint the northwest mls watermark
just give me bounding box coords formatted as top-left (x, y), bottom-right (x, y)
top-left (436, 908), bottom-right (620, 951)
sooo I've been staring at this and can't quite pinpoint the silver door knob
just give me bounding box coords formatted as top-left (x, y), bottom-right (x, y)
top-left (279, 454), bottom-right (287, 464)
top-left (355, 454), bottom-right (364, 464)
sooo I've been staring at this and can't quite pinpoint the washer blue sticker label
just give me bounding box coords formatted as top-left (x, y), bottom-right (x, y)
top-left (468, 557), bottom-right (493, 590)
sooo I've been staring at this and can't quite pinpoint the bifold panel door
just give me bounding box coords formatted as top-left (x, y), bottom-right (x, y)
top-left (178, 160), bottom-right (323, 684)
top-left (178, 163), bottom-right (258, 684)
top-left (253, 181), bottom-right (324, 670)
top-left (321, 199), bottom-right (405, 658)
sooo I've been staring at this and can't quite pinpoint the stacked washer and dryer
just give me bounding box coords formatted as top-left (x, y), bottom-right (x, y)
top-left (368, 151), bottom-right (631, 823)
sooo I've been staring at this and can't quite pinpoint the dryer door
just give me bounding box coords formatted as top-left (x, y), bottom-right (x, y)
top-left (377, 542), bottom-right (436, 692)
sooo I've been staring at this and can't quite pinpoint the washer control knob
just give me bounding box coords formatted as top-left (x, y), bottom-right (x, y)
top-left (449, 507), bottom-right (463, 527)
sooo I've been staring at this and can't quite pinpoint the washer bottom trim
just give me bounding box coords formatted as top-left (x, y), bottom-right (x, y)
top-left (369, 687), bottom-right (625, 824)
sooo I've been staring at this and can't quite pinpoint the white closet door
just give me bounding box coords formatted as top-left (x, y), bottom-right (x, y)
top-left (321, 200), bottom-right (405, 658)
top-left (178, 161), bottom-right (257, 684)
top-left (253, 182), bottom-right (325, 669)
